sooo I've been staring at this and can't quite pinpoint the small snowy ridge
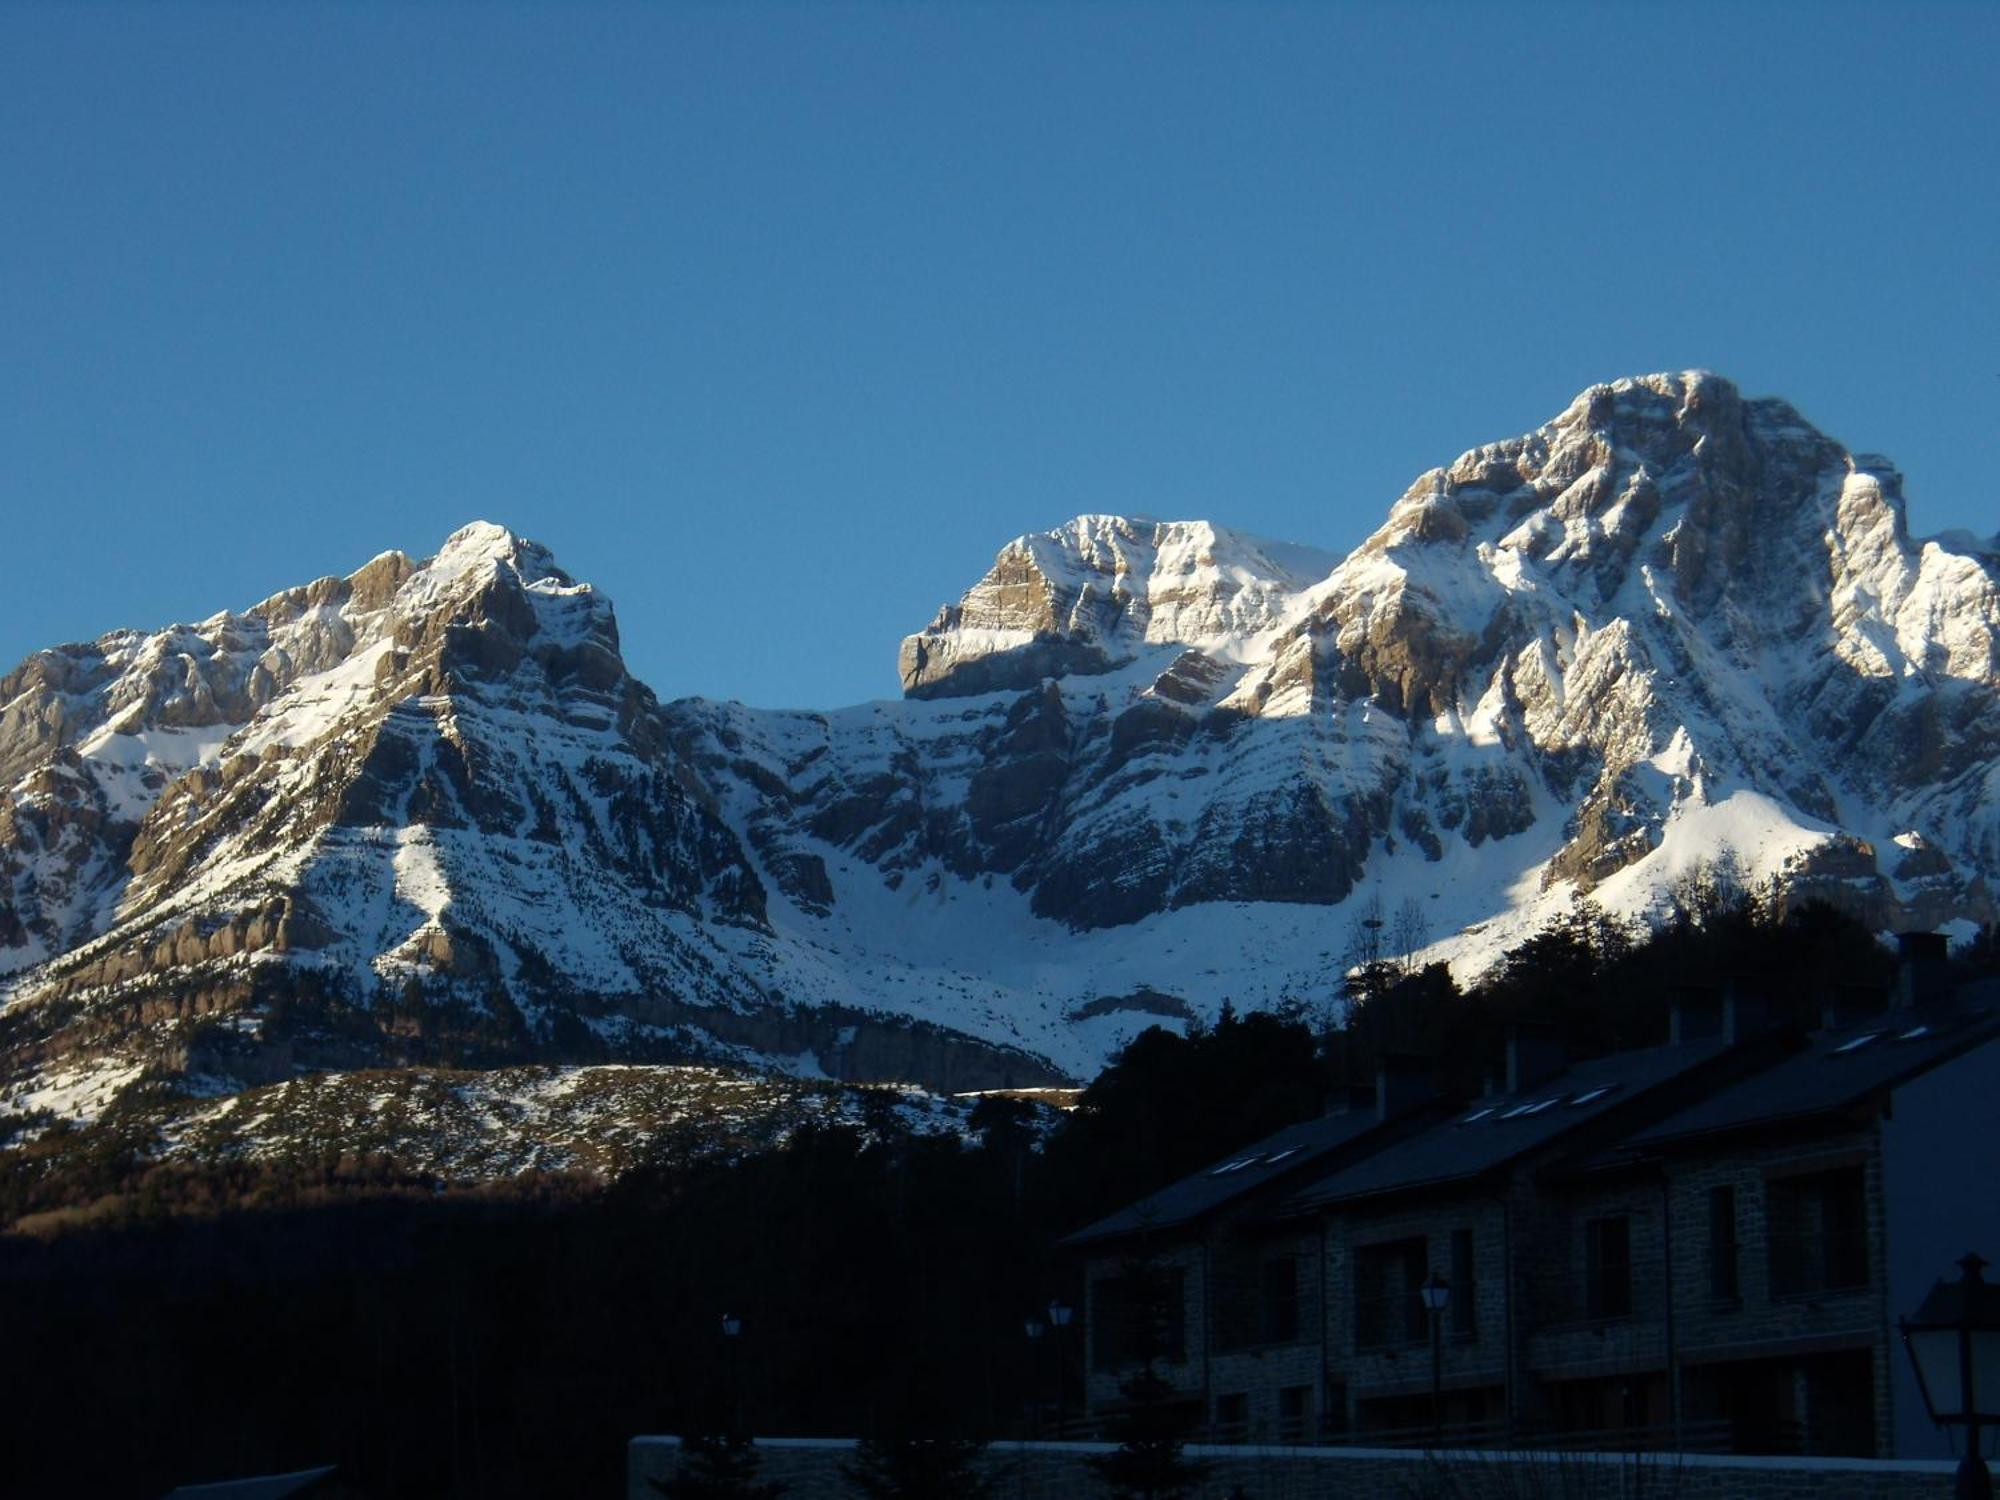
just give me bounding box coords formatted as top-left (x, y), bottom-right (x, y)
top-left (78, 723), bottom-right (242, 821)
top-left (4, 1056), bottom-right (146, 1125)
top-left (235, 638), bottom-right (396, 754)
top-left (151, 1064), bottom-right (975, 1182)
top-left (391, 827), bottom-right (451, 922)
top-left (429, 521), bottom-right (526, 580)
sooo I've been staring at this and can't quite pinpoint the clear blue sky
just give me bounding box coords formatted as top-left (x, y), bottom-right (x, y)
top-left (4, 2), bottom-right (1995, 710)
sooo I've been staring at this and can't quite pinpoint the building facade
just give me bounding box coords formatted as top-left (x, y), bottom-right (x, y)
top-left (1067, 948), bottom-right (2000, 1460)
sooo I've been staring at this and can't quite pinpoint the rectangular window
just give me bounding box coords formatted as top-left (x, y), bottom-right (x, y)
top-left (1768, 1167), bottom-right (1869, 1297)
top-left (1450, 1227), bottom-right (1477, 1339)
top-left (1260, 1254), bottom-right (1301, 1344)
top-left (1708, 1185), bottom-right (1740, 1303)
top-left (1091, 1265), bottom-right (1188, 1372)
top-left (1354, 1237), bottom-right (1428, 1350)
top-left (1278, 1385), bottom-right (1313, 1443)
top-left (1584, 1215), bottom-right (1633, 1320)
top-left (1824, 1170), bottom-right (1868, 1288)
top-left (1213, 1392), bottom-right (1248, 1442)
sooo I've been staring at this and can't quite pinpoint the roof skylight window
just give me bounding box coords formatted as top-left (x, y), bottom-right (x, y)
top-left (1498, 1099), bottom-right (1558, 1119)
top-left (1832, 1031), bottom-right (1885, 1055)
top-left (1459, 1107), bottom-right (1497, 1125)
top-left (1568, 1085), bottom-right (1616, 1106)
top-left (1898, 1024), bottom-right (1933, 1041)
top-left (1209, 1157), bottom-right (1260, 1176)
top-left (1263, 1146), bottom-right (1303, 1165)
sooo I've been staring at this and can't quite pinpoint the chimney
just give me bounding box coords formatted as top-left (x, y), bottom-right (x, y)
top-left (1376, 1054), bottom-right (1436, 1122)
top-left (1505, 1022), bottom-right (1567, 1094)
top-left (1722, 982), bottom-right (1772, 1044)
top-left (1669, 987), bottom-right (1723, 1044)
top-left (1894, 931), bottom-right (1950, 1011)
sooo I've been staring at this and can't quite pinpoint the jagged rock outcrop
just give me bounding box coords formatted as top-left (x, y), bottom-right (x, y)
top-left (898, 517), bottom-right (1337, 698)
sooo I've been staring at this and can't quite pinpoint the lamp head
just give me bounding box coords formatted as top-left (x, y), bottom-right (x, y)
top-left (1420, 1271), bottom-right (1451, 1314)
top-left (1901, 1252), bottom-right (2000, 1427)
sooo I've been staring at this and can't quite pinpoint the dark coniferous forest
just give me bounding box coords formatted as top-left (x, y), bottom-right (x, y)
top-left (4, 898), bottom-right (1986, 1498)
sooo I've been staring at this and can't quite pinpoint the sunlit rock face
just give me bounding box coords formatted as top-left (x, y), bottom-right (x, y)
top-left (5, 375), bottom-right (1998, 1120)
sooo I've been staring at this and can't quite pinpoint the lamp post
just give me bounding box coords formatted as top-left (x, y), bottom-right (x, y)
top-left (1048, 1299), bottom-right (1074, 1437)
top-left (1420, 1272), bottom-right (1451, 1446)
top-left (1024, 1317), bottom-right (1047, 1439)
top-left (720, 1313), bottom-right (743, 1437)
top-left (1901, 1253), bottom-right (2000, 1500)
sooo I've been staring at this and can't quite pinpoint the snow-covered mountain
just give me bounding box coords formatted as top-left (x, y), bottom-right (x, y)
top-left (5, 373), bottom-right (1997, 1126)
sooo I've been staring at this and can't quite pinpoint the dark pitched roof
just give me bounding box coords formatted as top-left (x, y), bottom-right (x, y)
top-left (1607, 987), bottom-right (2000, 1154)
top-left (1060, 1107), bottom-right (1399, 1249)
top-left (163, 1467), bottom-right (341, 1500)
top-left (1277, 1036), bottom-right (1740, 1212)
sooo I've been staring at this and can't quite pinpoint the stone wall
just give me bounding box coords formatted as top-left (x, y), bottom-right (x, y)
top-left (1206, 1222), bottom-right (1325, 1441)
top-left (1325, 1191), bottom-right (1512, 1421)
top-left (628, 1436), bottom-right (1959, 1500)
top-left (1661, 1127), bottom-right (1891, 1450)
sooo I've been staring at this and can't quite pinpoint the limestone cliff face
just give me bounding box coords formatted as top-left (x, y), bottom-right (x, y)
top-left (5, 375), bottom-right (1998, 1120)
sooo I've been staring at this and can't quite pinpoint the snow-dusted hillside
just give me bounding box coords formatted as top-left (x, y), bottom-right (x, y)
top-left (3, 373), bottom-right (1996, 1130)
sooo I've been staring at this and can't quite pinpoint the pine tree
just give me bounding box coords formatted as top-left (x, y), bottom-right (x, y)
top-left (1086, 1250), bottom-right (1209, 1500)
top-left (1088, 1369), bottom-right (1209, 1500)
top-left (649, 1431), bottom-right (787, 1499)
top-left (841, 1433), bottom-right (995, 1499)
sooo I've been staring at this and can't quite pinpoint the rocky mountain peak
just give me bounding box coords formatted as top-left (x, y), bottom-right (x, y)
top-left (408, 521), bottom-right (572, 601)
top-left (898, 513), bottom-right (1338, 699)
top-left (5, 381), bottom-right (1999, 1116)
top-left (0, 521), bottom-right (698, 984)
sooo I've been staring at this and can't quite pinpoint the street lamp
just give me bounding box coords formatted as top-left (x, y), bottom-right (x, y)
top-left (1024, 1319), bottom-right (1046, 1439)
top-left (1048, 1300), bottom-right (1074, 1436)
top-left (1901, 1253), bottom-right (2000, 1500)
top-left (720, 1313), bottom-right (743, 1436)
top-left (1420, 1272), bottom-right (1451, 1446)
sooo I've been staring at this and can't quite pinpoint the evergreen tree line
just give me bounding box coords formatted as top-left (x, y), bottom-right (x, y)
top-left (0, 899), bottom-right (1986, 1497)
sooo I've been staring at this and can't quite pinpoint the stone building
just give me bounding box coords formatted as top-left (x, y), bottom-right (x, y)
top-left (1062, 1060), bottom-right (1450, 1442)
top-left (1065, 938), bottom-right (2000, 1460)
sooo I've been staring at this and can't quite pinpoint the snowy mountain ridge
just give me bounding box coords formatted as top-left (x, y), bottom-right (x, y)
top-left (5, 373), bottom-right (1998, 1130)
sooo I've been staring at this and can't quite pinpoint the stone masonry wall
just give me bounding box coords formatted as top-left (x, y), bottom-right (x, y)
top-left (628, 1436), bottom-right (1960, 1500)
top-left (1207, 1223), bottom-right (1325, 1441)
top-left (1520, 1176), bottom-right (1671, 1388)
top-left (1661, 1126), bottom-right (1891, 1449)
top-left (1325, 1194), bottom-right (1510, 1421)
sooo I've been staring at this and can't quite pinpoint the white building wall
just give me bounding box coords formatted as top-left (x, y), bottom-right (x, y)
top-left (1880, 1032), bottom-right (2000, 1459)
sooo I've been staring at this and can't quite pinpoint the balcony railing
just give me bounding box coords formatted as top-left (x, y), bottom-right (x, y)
top-left (1319, 1415), bottom-right (1736, 1454)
